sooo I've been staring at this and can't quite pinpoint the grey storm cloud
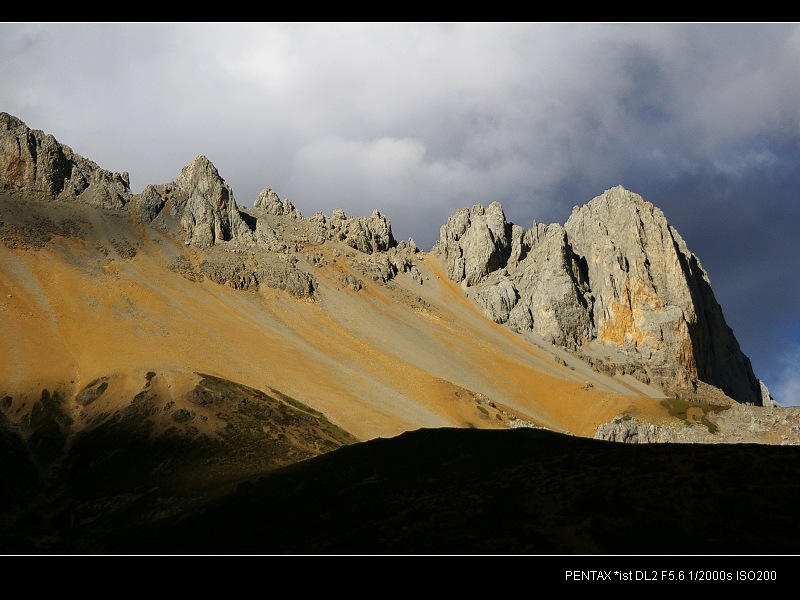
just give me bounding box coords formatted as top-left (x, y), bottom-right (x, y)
top-left (1, 22), bottom-right (799, 405)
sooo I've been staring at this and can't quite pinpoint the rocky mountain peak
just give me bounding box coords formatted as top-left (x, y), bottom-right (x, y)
top-left (177, 154), bottom-right (219, 184)
top-left (0, 112), bottom-right (131, 208)
top-left (170, 155), bottom-right (251, 248)
top-left (564, 186), bottom-right (764, 404)
top-left (432, 200), bottom-right (511, 286)
top-left (127, 154), bottom-right (254, 249)
top-left (435, 186), bottom-right (768, 406)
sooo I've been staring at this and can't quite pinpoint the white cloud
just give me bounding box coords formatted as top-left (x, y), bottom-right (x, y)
top-left (286, 135), bottom-right (475, 232)
top-left (772, 345), bottom-right (800, 407)
top-left (712, 149), bottom-right (780, 177)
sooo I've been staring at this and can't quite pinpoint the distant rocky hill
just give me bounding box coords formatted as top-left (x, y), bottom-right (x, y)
top-left (2, 110), bottom-right (799, 554)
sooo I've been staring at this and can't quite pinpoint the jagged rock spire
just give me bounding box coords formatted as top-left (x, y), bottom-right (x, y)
top-left (432, 200), bottom-right (511, 286)
top-left (173, 155), bottom-right (252, 248)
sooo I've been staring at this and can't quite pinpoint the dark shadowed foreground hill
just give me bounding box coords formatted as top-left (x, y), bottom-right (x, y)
top-left (85, 427), bottom-right (800, 556)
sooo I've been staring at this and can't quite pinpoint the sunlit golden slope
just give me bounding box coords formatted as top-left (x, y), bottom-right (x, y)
top-left (0, 195), bottom-right (675, 442)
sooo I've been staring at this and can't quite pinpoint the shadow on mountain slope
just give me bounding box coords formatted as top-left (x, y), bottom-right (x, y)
top-left (0, 374), bottom-right (360, 554)
top-left (102, 427), bottom-right (800, 556)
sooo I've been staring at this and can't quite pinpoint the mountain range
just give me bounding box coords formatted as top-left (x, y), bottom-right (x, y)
top-left (1, 111), bottom-right (799, 555)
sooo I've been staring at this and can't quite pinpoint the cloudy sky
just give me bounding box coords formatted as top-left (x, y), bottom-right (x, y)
top-left (1, 22), bottom-right (798, 406)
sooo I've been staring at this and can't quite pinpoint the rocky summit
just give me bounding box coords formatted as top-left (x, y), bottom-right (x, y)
top-left (1, 112), bottom-right (799, 555)
top-left (434, 186), bottom-right (770, 408)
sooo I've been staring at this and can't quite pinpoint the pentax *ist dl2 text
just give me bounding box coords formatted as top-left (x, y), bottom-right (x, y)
top-left (565, 570), bottom-right (777, 582)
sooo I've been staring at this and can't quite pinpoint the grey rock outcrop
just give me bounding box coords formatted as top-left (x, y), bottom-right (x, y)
top-left (198, 248), bottom-right (316, 298)
top-left (133, 184), bottom-right (167, 223)
top-left (436, 185), bottom-right (765, 406)
top-left (353, 241), bottom-right (420, 284)
top-left (131, 155), bottom-right (253, 249)
top-left (595, 403), bottom-right (800, 445)
top-left (0, 112), bottom-right (131, 208)
top-left (760, 380), bottom-right (778, 408)
top-left (594, 416), bottom-right (661, 443)
top-left (173, 156), bottom-right (253, 248)
top-left (433, 201), bottom-right (511, 286)
top-left (323, 208), bottom-right (396, 255)
top-left (473, 279), bottom-right (518, 324)
top-left (253, 187), bottom-right (299, 217)
top-left (305, 208), bottom-right (396, 254)
top-left (485, 222), bottom-right (594, 348)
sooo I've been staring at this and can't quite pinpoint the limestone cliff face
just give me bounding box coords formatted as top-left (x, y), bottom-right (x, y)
top-left (0, 112), bottom-right (131, 208)
top-left (435, 185), bottom-right (766, 406)
top-left (563, 186), bottom-right (762, 404)
top-left (471, 222), bottom-right (594, 348)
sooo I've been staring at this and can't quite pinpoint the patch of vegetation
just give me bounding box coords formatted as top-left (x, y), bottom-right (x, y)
top-left (167, 254), bottom-right (203, 282)
top-left (75, 377), bottom-right (109, 406)
top-left (266, 385), bottom-right (326, 417)
top-left (123, 389), bottom-right (159, 418)
top-left (21, 389), bottom-right (72, 468)
top-left (83, 410), bottom-right (112, 427)
top-left (110, 237), bottom-right (137, 258)
top-left (2, 217), bottom-right (84, 249)
top-left (699, 416), bottom-right (719, 434)
top-left (660, 397), bottom-right (729, 433)
top-left (195, 374), bottom-right (359, 459)
top-left (172, 408), bottom-right (194, 423)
